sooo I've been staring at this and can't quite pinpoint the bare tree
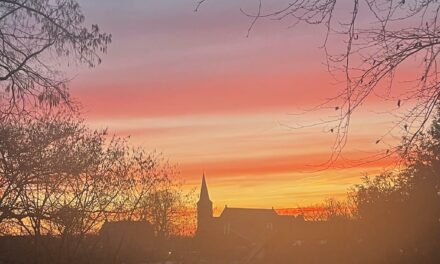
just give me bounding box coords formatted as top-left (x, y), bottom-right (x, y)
top-left (0, 112), bottom-right (195, 263)
top-left (197, 0), bottom-right (440, 164)
top-left (0, 0), bottom-right (111, 117)
top-left (298, 198), bottom-right (353, 221)
top-left (0, 113), bottom-right (102, 263)
top-left (322, 198), bottom-right (354, 221)
top-left (120, 157), bottom-right (196, 238)
top-left (142, 179), bottom-right (195, 239)
top-left (0, 112), bottom-right (86, 225)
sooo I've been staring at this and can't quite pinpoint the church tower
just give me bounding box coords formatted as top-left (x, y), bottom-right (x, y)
top-left (197, 173), bottom-right (213, 236)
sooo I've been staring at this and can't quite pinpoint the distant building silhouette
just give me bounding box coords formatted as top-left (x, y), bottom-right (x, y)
top-left (197, 174), bottom-right (213, 238)
top-left (196, 174), bottom-right (362, 263)
top-left (197, 175), bottom-right (280, 240)
top-left (196, 174), bottom-right (307, 261)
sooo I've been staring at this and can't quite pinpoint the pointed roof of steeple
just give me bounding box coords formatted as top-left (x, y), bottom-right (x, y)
top-left (199, 172), bottom-right (211, 202)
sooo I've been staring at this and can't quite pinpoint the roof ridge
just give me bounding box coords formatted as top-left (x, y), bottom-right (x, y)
top-left (225, 207), bottom-right (276, 210)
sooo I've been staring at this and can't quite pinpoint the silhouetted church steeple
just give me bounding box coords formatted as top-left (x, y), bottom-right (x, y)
top-left (197, 173), bottom-right (213, 236)
top-left (200, 173), bottom-right (210, 201)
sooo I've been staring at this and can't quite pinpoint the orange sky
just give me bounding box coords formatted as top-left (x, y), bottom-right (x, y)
top-left (71, 0), bottom-right (402, 208)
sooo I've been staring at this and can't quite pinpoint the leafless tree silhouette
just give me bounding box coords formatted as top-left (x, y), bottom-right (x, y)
top-left (142, 180), bottom-right (195, 239)
top-left (0, 0), bottom-right (111, 117)
top-left (197, 0), bottom-right (440, 165)
top-left (0, 112), bottom-right (193, 263)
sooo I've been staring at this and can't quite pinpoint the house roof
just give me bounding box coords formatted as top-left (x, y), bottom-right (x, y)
top-left (219, 207), bottom-right (278, 220)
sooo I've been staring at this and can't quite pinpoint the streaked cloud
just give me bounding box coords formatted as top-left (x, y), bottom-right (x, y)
top-left (72, 0), bottom-right (402, 207)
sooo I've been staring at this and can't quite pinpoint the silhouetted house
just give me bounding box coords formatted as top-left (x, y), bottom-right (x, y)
top-left (99, 220), bottom-right (154, 262)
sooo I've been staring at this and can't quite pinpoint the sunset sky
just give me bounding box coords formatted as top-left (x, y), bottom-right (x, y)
top-left (71, 0), bottom-right (399, 209)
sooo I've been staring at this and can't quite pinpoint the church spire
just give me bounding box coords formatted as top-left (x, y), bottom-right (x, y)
top-left (197, 172), bottom-right (213, 237)
top-left (199, 172), bottom-right (211, 202)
